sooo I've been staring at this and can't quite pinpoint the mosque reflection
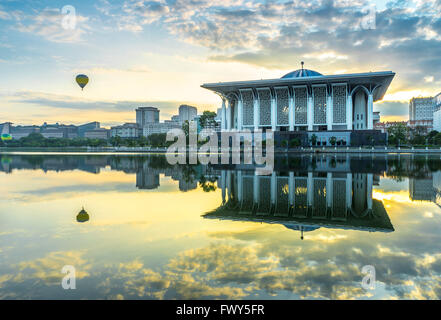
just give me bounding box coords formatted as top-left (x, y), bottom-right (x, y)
top-left (5, 153), bottom-right (441, 237)
top-left (205, 169), bottom-right (393, 239)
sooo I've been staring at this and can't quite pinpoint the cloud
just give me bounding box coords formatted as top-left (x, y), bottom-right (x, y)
top-left (98, 0), bottom-right (441, 92)
top-left (374, 100), bottom-right (408, 117)
top-left (14, 8), bottom-right (90, 43)
top-left (3, 91), bottom-right (185, 124)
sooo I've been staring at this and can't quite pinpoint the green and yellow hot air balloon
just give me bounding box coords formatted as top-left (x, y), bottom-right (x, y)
top-left (1, 133), bottom-right (12, 141)
top-left (76, 207), bottom-right (90, 223)
top-left (75, 74), bottom-right (89, 91)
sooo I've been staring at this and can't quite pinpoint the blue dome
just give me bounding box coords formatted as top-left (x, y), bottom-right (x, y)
top-left (281, 69), bottom-right (323, 79)
top-left (283, 224), bottom-right (320, 232)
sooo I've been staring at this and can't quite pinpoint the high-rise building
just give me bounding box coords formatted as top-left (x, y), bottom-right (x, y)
top-left (434, 93), bottom-right (441, 110)
top-left (136, 107), bottom-right (159, 127)
top-left (409, 97), bottom-right (435, 131)
top-left (431, 93), bottom-right (441, 132)
top-left (179, 105), bottom-right (197, 123)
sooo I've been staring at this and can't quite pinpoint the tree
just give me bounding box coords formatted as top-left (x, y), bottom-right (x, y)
top-left (428, 130), bottom-right (439, 145)
top-left (199, 111), bottom-right (217, 128)
top-left (110, 136), bottom-right (122, 147)
top-left (310, 134), bottom-right (317, 146)
top-left (387, 123), bottom-right (408, 146)
top-left (290, 138), bottom-right (301, 147)
top-left (434, 132), bottom-right (441, 145)
top-left (329, 136), bottom-right (337, 146)
top-left (147, 133), bottom-right (167, 147)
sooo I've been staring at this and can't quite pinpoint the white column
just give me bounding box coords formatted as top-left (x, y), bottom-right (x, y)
top-left (221, 170), bottom-right (226, 204)
top-left (271, 173), bottom-right (276, 205)
top-left (289, 95), bottom-right (295, 131)
top-left (226, 171), bottom-right (232, 201)
top-left (237, 100), bottom-right (243, 131)
top-left (253, 174), bottom-right (259, 204)
top-left (346, 173), bottom-right (352, 208)
top-left (367, 173), bottom-right (373, 210)
top-left (237, 171), bottom-right (243, 203)
top-left (346, 95), bottom-right (353, 131)
top-left (227, 100), bottom-right (232, 130)
top-left (327, 95), bottom-right (333, 131)
top-left (271, 97), bottom-right (276, 131)
top-left (253, 95), bottom-right (260, 131)
top-left (307, 95), bottom-right (314, 131)
top-left (367, 93), bottom-right (374, 130)
top-left (307, 172), bottom-right (313, 207)
top-left (326, 172), bottom-right (333, 208)
top-left (289, 172), bottom-right (295, 206)
top-left (221, 99), bottom-right (227, 131)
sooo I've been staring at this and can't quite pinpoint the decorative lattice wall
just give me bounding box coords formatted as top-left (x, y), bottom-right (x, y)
top-left (314, 86), bottom-right (327, 124)
top-left (241, 90), bottom-right (254, 126)
top-left (332, 180), bottom-right (347, 219)
top-left (294, 87), bottom-right (307, 125)
top-left (275, 88), bottom-right (289, 126)
top-left (294, 179), bottom-right (308, 217)
top-left (276, 178), bottom-right (289, 215)
top-left (242, 176), bottom-right (254, 210)
top-left (313, 179), bottom-right (327, 218)
top-left (258, 178), bottom-right (271, 214)
top-left (333, 85), bottom-right (347, 124)
top-left (258, 89), bottom-right (271, 126)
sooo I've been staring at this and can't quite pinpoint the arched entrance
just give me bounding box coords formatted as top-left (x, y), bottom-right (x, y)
top-left (351, 86), bottom-right (369, 131)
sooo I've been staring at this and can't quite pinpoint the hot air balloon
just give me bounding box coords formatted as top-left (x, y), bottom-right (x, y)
top-left (76, 207), bottom-right (90, 223)
top-left (76, 74), bottom-right (89, 91)
top-left (1, 133), bottom-right (12, 141)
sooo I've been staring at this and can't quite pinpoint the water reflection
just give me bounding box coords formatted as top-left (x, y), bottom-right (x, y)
top-left (205, 171), bottom-right (394, 239)
top-left (1, 153), bottom-right (441, 299)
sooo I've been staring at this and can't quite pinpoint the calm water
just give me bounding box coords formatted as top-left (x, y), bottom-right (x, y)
top-left (1, 152), bottom-right (441, 300)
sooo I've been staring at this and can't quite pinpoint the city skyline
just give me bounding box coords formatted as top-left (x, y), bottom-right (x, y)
top-left (1, 0), bottom-right (441, 127)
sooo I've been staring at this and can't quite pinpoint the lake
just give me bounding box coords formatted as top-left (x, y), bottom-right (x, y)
top-left (1, 152), bottom-right (441, 299)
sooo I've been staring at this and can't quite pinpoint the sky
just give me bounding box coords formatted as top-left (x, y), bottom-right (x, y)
top-left (0, 0), bottom-right (440, 127)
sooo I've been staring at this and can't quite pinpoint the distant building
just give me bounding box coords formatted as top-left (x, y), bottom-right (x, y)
top-left (171, 115), bottom-right (181, 123)
top-left (136, 167), bottom-right (160, 190)
top-left (433, 93), bottom-right (441, 132)
top-left (41, 128), bottom-right (65, 138)
top-left (110, 123), bottom-right (140, 138)
top-left (78, 122), bottom-right (100, 137)
top-left (409, 177), bottom-right (434, 202)
top-left (434, 93), bottom-right (441, 110)
top-left (142, 122), bottom-right (181, 137)
top-left (9, 125), bottom-right (40, 139)
top-left (373, 111), bottom-right (380, 125)
top-left (409, 97), bottom-right (435, 132)
top-left (136, 107), bottom-right (159, 127)
top-left (84, 128), bottom-right (110, 140)
top-left (0, 122), bottom-right (12, 134)
top-left (40, 123), bottom-right (78, 138)
top-left (179, 105), bottom-right (197, 123)
top-left (374, 121), bottom-right (407, 133)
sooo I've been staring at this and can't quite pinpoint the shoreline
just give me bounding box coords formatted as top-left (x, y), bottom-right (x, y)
top-left (2, 146), bottom-right (441, 154)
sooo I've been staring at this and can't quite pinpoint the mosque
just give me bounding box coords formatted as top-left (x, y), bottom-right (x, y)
top-left (201, 63), bottom-right (395, 146)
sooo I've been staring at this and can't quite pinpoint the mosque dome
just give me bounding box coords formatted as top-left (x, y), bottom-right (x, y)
top-left (281, 62), bottom-right (323, 79)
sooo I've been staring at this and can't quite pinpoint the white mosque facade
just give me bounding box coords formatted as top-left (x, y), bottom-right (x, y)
top-left (201, 65), bottom-right (395, 146)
